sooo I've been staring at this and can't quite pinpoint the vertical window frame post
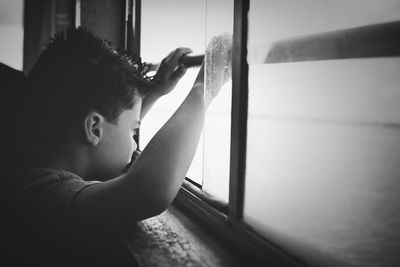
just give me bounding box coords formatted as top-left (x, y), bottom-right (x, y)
top-left (126, 0), bottom-right (141, 146)
top-left (228, 0), bottom-right (249, 221)
top-left (126, 0), bottom-right (141, 57)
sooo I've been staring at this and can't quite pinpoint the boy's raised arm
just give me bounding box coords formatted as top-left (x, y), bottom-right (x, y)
top-left (72, 34), bottom-right (232, 224)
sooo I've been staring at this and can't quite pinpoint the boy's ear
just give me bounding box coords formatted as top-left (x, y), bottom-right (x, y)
top-left (84, 111), bottom-right (105, 146)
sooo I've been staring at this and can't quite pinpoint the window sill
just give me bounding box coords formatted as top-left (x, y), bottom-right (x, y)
top-left (173, 186), bottom-right (307, 267)
top-left (123, 185), bottom-right (307, 267)
top-left (123, 205), bottom-right (245, 267)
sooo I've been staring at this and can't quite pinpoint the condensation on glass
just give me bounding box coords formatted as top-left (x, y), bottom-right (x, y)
top-left (202, 0), bottom-right (233, 202)
top-left (244, 1), bottom-right (400, 267)
top-left (140, 0), bottom-right (233, 202)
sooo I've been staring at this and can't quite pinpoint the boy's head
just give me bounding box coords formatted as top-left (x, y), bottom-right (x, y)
top-left (25, 27), bottom-right (148, 178)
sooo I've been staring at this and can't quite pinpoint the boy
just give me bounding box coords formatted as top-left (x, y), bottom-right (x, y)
top-left (1, 27), bottom-right (231, 266)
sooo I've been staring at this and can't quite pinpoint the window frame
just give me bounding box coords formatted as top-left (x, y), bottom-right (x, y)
top-left (92, 0), bottom-right (400, 265)
top-left (129, 0), bottom-right (308, 265)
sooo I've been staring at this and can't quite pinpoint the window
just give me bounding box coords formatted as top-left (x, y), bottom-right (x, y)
top-left (245, 1), bottom-right (400, 267)
top-left (140, 0), bottom-right (233, 202)
top-left (140, 0), bottom-right (206, 186)
top-left (0, 0), bottom-right (24, 70)
top-left (137, 0), bottom-right (400, 266)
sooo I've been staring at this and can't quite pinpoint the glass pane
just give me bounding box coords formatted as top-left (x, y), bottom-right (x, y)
top-left (202, 0), bottom-right (234, 202)
top-left (140, 0), bottom-right (206, 184)
top-left (244, 1), bottom-right (400, 267)
top-left (141, 0), bottom-right (233, 201)
top-left (0, 0), bottom-right (24, 70)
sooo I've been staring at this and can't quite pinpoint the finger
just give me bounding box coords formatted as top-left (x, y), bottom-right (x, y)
top-left (171, 64), bottom-right (187, 80)
top-left (158, 48), bottom-right (192, 74)
top-left (159, 48), bottom-right (178, 67)
top-left (170, 47), bottom-right (193, 67)
top-left (176, 47), bottom-right (193, 56)
top-left (165, 47), bottom-right (192, 62)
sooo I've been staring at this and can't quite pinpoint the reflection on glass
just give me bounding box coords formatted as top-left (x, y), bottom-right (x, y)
top-left (244, 1), bottom-right (400, 267)
top-left (202, 0), bottom-right (233, 202)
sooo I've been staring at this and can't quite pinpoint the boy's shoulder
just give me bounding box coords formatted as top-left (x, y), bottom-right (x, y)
top-left (0, 153), bottom-right (99, 216)
top-left (0, 154), bottom-right (134, 266)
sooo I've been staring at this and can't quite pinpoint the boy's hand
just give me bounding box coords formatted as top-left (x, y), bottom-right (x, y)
top-left (194, 33), bottom-right (232, 106)
top-left (149, 47), bottom-right (193, 97)
top-left (139, 48), bottom-right (192, 120)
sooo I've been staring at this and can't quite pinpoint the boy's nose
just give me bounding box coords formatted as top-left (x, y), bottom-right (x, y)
top-left (132, 140), bottom-right (138, 152)
top-left (123, 149), bottom-right (141, 173)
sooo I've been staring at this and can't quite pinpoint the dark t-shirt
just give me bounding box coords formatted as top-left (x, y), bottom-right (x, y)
top-left (0, 155), bottom-right (138, 267)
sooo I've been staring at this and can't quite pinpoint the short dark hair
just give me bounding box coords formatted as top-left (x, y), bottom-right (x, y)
top-left (26, 27), bottom-right (149, 145)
